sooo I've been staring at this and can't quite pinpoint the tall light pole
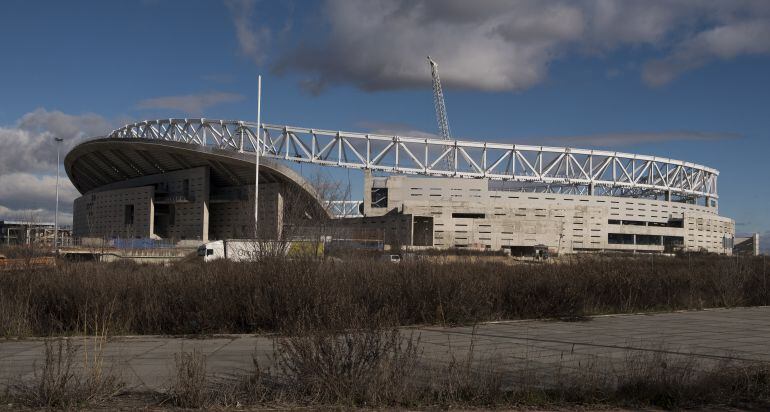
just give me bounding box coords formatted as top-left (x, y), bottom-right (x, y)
top-left (54, 137), bottom-right (63, 250)
top-left (254, 75), bottom-right (262, 239)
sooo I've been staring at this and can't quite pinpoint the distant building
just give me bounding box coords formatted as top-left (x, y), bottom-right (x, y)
top-left (0, 220), bottom-right (72, 246)
top-left (734, 234), bottom-right (760, 256)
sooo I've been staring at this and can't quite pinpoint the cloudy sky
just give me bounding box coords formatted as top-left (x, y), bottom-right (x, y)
top-left (0, 0), bottom-right (768, 244)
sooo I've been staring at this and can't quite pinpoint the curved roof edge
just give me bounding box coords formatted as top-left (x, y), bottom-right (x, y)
top-left (64, 137), bottom-right (330, 218)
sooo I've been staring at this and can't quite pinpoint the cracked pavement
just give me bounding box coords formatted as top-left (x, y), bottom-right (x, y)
top-left (2, 307), bottom-right (769, 392)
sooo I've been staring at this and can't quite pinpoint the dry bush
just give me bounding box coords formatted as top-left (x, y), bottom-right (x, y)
top-left (8, 337), bottom-right (123, 408)
top-left (0, 255), bottom-right (768, 337)
top-left (0, 281), bottom-right (32, 337)
top-left (166, 348), bottom-right (265, 409)
top-left (236, 354), bottom-right (281, 406)
top-left (614, 349), bottom-right (698, 407)
top-left (167, 348), bottom-right (208, 408)
top-left (425, 332), bottom-right (509, 407)
top-left (694, 361), bottom-right (770, 406)
top-left (217, 327), bottom-right (770, 409)
top-left (613, 350), bottom-right (770, 408)
top-left (274, 326), bottom-right (421, 405)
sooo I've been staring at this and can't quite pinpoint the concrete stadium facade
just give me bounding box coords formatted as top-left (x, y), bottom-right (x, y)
top-left (359, 173), bottom-right (734, 254)
top-left (65, 119), bottom-right (735, 255)
top-left (65, 138), bottom-right (328, 243)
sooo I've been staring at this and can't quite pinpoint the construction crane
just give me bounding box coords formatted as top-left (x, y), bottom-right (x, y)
top-left (427, 56), bottom-right (454, 169)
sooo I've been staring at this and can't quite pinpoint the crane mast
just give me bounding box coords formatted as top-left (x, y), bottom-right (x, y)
top-left (427, 56), bottom-right (454, 169)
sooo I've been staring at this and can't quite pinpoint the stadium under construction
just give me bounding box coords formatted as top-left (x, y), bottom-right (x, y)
top-left (64, 118), bottom-right (737, 256)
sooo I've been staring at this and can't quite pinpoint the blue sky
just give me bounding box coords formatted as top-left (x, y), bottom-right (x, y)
top-left (0, 0), bottom-right (768, 242)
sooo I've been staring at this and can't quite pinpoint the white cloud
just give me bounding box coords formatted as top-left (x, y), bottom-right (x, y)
top-left (0, 172), bottom-right (78, 212)
top-left (0, 109), bottom-right (113, 224)
top-left (0, 205), bottom-right (72, 225)
top-left (0, 108), bottom-right (110, 175)
top-left (271, 0), bottom-right (770, 92)
top-left (643, 19), bottom-right (770, 86)
top-left (225, 0), bottom-right (271, 65)
top-left (136, 92), bottom-right (245, 115)
top-left (0, 173), bottom-right (77, 224)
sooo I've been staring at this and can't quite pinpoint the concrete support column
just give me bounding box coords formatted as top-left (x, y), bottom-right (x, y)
top-left (275, 192), bottom-right (284, 240)
top-left (201, 201), bottom-right (209, 242)
top-left (201, 167), bottom-right (211, 242)
top-left (754, 233), bottom-right (760, 256)
top-left (148, 198), bottom-right (155, 239)
top-left (363, 170), bottom-right (373, 216)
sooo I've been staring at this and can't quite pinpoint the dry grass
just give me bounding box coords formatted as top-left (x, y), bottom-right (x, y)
top-left (166, 348), bottom-right (208, 408)
top-left (0, 255), bottom-right (768, 337)
top-left (6, 337), bottom-right (123, 409)
top-left (273, 324), bottom-right (422, 405)
top-left (608, 350), bottom-right (770, 408)
top-left (3, 253), bottom-right (768, 409)
top-left (3, 321), bottom-right (769, 409)
top-left (167, 326), bottom-right (770, 409)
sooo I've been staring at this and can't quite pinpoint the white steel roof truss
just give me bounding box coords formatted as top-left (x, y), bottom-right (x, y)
top-left (486, 150), bottom-right (512, 175)
top-left (398, 142), bottom-right (424, 170)
top-left (515, 150), bottom-right (538, 177)
top-left (108, 119), bottom-right (719, 199)
top-left (429, 146), bottom-right (453, 170)
top-left (457, 147), bottom-right (482, 174)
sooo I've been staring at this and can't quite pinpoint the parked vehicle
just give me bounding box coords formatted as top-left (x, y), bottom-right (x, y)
top-left (197, 239), bottom-right (323, 262)
top-left (383, 254), bottom-right (402, 263)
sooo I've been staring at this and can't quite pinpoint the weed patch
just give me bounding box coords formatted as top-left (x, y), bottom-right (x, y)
top-left (7, 337), bottom-right (123, 408)
top-left (0, 255), bottom-right (768, 336)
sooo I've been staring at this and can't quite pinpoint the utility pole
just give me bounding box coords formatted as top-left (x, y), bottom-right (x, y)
top-left (54, 137), bottom-right (63, 250)
top-left (254, 75), bottom-right (262, 239)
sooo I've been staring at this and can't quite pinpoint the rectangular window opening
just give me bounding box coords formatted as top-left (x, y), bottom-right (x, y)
top-left (451, 212), bottom-right (485, 219)
top-left (124, 204), bottom-right (134, 225)
top-left (371, 188), bottom-right (388, 208)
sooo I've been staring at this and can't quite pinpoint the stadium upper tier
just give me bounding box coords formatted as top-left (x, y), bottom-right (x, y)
top-left (64, 138), bottom-right (327, 214)
top-left (106, 118), bottom-right (719, 200)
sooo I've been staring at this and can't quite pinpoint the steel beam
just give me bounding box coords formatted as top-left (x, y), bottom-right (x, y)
top-left (108, 119), bottom-right (720, 201)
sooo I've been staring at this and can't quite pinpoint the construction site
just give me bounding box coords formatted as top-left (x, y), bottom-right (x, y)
top-left (56, 58), bottom-right (752, 260)
top-left (6, 3), bottom-right (770, 411)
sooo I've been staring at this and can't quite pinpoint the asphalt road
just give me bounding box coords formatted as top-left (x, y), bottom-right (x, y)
top-left (1, 307), bottom-right (769, 392)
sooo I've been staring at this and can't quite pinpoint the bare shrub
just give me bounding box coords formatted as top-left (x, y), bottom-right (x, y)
top-left (0, 256), bottom-right (769, 337)
top-left (166, 348), bottom-right (266, 409)
top-left (694, 360), bottom-right (770, 406)
top-left (427, 330), bottom-right (508, 407)
top-left (0, 279), bottom-right (32, 337)
top-left (10, 337), bottom-right (123, 408)
top-left (220, 325), bottom-right (770, 409)
top-left (615, 349), bottom-right (698, 407)
top-left (274, 325), bottom-right (422, 406)
top-left (238, 354), bottom-right (282, 406)
top-left (167, 348), bottom-right (207, 408)
top-left (614, 350), bottom-right (770, 408)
